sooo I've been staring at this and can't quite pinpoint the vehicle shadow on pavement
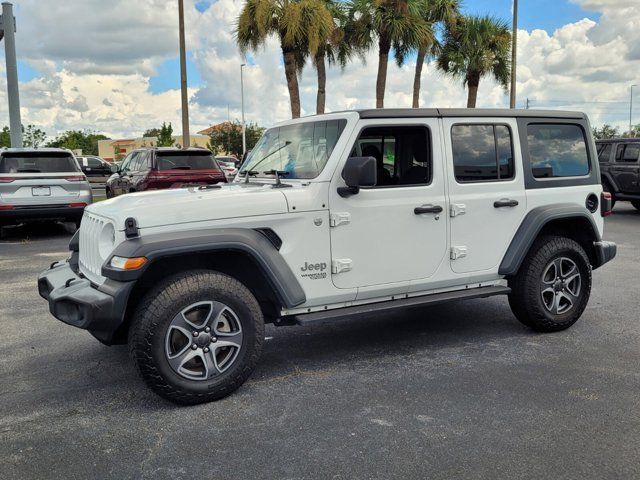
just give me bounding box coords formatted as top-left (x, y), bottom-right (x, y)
top-left (0, 221), bottom-right (75, 241)
top-left (8, 299), bottom-right (530, 411)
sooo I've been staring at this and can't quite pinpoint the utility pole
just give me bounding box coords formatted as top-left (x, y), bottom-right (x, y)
top-left (178, 0), bottom-right (190, 149)
top-left (526, 97), bottom-right (530, 110)
top-left (630, 85), bottom-right (637, 137)
top-left (0, 2), bottom-right (22, 147)
top-left (240, 63), bottom-right (246, 156)
top-left (509, 0), bottom-right (518, 109)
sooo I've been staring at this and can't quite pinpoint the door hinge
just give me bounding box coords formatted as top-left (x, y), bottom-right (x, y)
top-left (450, 246), bottom-right (468, 260)
top-left (332, 259), bottom-right (353, 274)
top-left (450, 203), bottom-right (466, 217)
top-left (330, 212), bottom-right (351, 227)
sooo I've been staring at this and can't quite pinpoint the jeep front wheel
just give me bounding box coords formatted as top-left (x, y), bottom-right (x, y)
top-left (129, 270), bottom-right (264, 404)
top-left (508, 236), bottom-right (592, 332)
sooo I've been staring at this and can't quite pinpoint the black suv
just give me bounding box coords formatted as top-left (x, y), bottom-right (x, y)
top-left (597, 138), bottom-right (640, 209)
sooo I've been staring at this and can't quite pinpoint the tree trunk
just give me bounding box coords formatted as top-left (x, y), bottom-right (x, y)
top-left (376, 37), bottom-right (391, 109)
top-left (283, 47), bottom-right (301, 118)
top-left (466, 71), bottom-right (480, 108)
top-left (315, 49), bottom-right (326, 115)
top-left (412, 48), bottom-right (427, 108)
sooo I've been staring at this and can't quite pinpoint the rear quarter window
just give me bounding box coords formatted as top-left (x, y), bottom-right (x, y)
top-left (527, 124), bottom-right (590, 178)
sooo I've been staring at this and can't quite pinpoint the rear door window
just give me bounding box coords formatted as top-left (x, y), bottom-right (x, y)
top-left (0, 152), bottom-right (80, 173)
top-left (451, 124), bottom-right (514, 182)
top-left (527, 124), bottom-right (590, 178)
top-left (615, 143), bottom-right (640, 163)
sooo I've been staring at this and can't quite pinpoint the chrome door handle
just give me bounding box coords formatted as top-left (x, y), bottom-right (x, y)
top-left (414, 204), bottom-right (443, 214)
top-left (494, 199), bottom-right (519, 208)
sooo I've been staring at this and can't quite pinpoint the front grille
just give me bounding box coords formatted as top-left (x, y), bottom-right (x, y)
top-left (79, 212), bottom-right (107, 284)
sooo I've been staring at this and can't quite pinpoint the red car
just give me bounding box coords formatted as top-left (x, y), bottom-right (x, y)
top-left (106, 148), bottom-right (226, 198)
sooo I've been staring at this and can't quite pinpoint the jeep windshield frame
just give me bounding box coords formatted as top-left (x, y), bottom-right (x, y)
top-left (241, 119), bottom-right (347, 180)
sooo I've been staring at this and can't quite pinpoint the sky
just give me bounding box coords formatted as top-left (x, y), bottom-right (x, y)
top-left (0, 0), bottom-right (638, 140)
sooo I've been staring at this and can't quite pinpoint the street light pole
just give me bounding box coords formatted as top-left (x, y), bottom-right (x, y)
top-left (1, 2), bottom-right (22, 147)
top-left (240, 63), bottom-right (246, 156)
top-left (509, 0), bottom-right (518, 109)
top-left (630, 85), bottom-right (637, 137)
top-left (178, 0), bottom-right (190, 148)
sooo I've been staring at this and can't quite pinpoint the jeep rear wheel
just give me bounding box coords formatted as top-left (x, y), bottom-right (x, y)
top-left (508, 236), bottom-right (592, 332)
top-left (129, 270), bottom-right (264, 404)
top-left (631, 200), bottom-right (640, 211)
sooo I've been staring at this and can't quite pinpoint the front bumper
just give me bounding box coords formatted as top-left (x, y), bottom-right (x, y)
top-left (593, 240), bottom-right (617, 269)
top-left (38, 261), bottom-right (134, 345)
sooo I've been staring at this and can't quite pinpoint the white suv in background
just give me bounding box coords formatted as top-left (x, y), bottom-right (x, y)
top-left (39, 109), bottom-right (616, 404)
top-left (0, 148), bottom-right (92, 230)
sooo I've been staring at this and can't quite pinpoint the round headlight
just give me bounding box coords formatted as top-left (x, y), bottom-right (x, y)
top-left (98, 222), bottom-right (116, 259)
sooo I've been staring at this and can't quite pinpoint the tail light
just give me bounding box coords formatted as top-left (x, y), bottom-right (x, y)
top-left (601, 192), bottom-right (613, 217)
top-left (0, 204), bottom-right (15, 210)
top-left (0, 177), bottom-right (15, 183)
top-left (64, 175), bottom-right (86, 182)
top-left (69, 202), bottom-right (87, 208)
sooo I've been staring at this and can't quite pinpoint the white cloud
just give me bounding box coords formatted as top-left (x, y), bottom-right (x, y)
top-left (0, 0), bottom-right (636, 140)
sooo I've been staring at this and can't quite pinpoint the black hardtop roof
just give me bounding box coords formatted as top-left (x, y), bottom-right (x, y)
top-left (355, 108), bottom-right (586, 120)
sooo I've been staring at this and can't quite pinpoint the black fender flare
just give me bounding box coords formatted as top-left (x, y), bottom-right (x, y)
top-left (600, 171), bottom-right (618, 193)
top-left (101, 227), bottom-right (306, 308)
top-left (498, 204), bottom-right (601, 277)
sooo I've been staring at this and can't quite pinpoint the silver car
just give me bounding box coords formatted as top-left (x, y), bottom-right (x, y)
top-left (0, 148), bottom-right (92, 228)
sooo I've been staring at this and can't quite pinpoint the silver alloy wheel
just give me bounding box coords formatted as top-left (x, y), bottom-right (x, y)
top-left (164, 300), bottom-right (243, 381)
top-left (540, 257), bottom-right (582, 315)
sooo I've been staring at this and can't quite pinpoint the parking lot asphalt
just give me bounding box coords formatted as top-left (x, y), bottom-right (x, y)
top-left (1, 205), bottom-right (639, 480)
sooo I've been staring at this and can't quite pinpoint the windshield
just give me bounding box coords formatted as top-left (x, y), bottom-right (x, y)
top-left (156, 151), bottom-right (218, 170)
top-left (0, 152), bottom-right (80, 173)
top-left (241, 119), bottom-right (347, 179)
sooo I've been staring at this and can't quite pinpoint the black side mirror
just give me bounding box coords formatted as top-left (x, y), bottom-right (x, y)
top-left (338, 156), bottom-right (377, 197)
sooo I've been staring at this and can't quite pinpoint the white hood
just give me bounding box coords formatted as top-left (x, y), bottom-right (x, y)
top-left (86, 183), bottom-right (289, 230)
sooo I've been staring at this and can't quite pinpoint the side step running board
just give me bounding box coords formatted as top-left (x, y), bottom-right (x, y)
top-left (291, 286), bottom-right (511, 326)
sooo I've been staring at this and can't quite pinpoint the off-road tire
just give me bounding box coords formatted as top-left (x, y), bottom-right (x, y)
top-left (631, 200), bottom-right (640, 211)
top-left (129, 270), bottom-right (264, 405)
top-left (508, 235), bottom-right (591, 332)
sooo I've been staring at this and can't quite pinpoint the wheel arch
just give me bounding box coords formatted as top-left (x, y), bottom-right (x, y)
top-left (106, 228), bottom-right (306, 343)
top-left (499, 204), bottom-right (601, 277)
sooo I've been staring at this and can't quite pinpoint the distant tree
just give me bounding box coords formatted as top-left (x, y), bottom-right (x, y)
top-left (142, 128), bottom-right (161, 138)
top-left (46, 130), bottom-right (109, 156)
top-left (206, 121), bottom-right (265, 158)
top-left (623, 124), bottom-right (640, 138)
top-left (592, 124), bottom-right (620, 140)
top-left (156, 122), bottom-right (175, 147)
top-left (0, 124), bottom-right (48, 148)
top-left (23, 124), bottom-right (47, 148)
top-left (0, 126), bottom-right (11, 147)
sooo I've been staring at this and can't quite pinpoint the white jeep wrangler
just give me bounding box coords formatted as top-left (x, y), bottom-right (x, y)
top-left (39, 109), bottom-right (616, 404)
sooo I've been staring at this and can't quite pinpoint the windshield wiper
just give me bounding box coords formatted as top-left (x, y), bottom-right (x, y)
top-left (241, 170), bottom-right (259, 183)
top-left (263, 169), bottom-right (291, 188)
top-left (241, 141), bottom-right (291, 184)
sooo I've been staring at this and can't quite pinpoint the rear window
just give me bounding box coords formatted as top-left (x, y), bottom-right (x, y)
top-left (0, 152), bottom-right (80, 173)
top-left (527, 124), bottom-right (590, 178)
top-left (156, 151), bottom-right (218, 170)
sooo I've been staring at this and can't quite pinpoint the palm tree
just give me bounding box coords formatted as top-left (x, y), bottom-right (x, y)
top-left (236, 0), bottom-right (334, 118)
top-left (312, 1), bottom-right (368, 114)
top-left (347, 0), bottom-right (433, 108)
top-left (437, 15), bottom-right (511, 108)
top-left (411, 0), bottom-right (460, 108)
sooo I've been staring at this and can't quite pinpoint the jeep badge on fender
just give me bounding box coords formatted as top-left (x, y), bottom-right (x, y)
top-left (38, 108), bottom-right (616, 405)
